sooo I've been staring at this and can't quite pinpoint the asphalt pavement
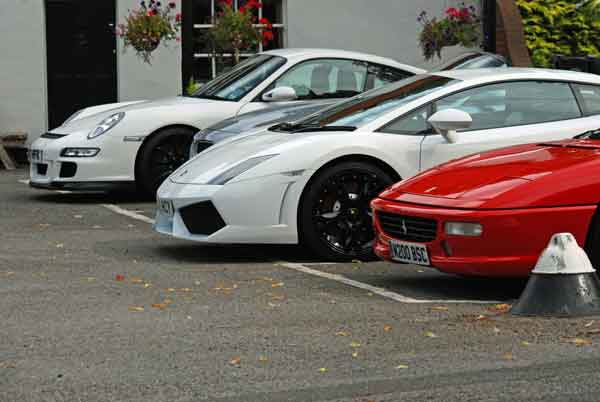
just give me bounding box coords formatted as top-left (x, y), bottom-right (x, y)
top-left (3, 167), bottom-right (600, 402)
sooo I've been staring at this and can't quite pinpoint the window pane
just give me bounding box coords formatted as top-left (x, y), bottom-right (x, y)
top-left (193, 29), bottom-right (213, 54)
top-left (379, 106), bottom-right (430, 135)
top-left (435, 81), bottom-right (581, 131)
top-left (193, 0), bottom-right (212, 24)
top-left (262, 0), bottom-right (283, 23)
top-left (574, 84), bottom-right (600, 115)
top-left (274, 59), bottom-right (368, 100)
top-left (192, 58), bottom-right (212, 83)
top-left (367, 64), bottom-right (412, 90)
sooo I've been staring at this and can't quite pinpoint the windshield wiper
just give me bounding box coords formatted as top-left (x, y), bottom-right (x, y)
top-left (294, 125), bottom-right (357, 133)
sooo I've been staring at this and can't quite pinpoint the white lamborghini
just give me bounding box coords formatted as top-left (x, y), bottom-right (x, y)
top-left (28, 48), bottom-right (422, 196)
top-left (155, 68), bottom-right (600, 260)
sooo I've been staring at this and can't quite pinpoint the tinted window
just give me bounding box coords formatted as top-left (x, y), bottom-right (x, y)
top-left (366, 64), bottom-right (413, 90)
top-left (380, 106), bottom-right (431, 135)
top-left (574, 84), bottom-right (600, 115)
top-left (434, 81), bottom-right (581, 131)
top-left (272, 59), bottom-right (368, 100)
top-left (192, 55), bottom-right (286, 101)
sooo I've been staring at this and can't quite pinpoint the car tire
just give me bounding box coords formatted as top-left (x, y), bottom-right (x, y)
top-left (585, 212), bottom-right (600, 268)
top-left (136, 127), bottom-right (195, 198)
top-left (299, 161), bottom-right (396, 262)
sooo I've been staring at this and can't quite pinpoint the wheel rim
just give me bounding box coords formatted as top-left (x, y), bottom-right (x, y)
top-left (148, 134), bottom-right (191, 189)
top-left (310, 169), bottom-right (390, 257)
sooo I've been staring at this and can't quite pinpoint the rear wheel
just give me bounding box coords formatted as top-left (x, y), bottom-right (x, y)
top-left (136, 127), bottom-right (195, 197)
top-left (299, 161), bottom-right (395, 261)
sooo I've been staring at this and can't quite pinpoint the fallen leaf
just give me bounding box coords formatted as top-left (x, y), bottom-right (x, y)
top-left (194, 280), bottom-right (202, 285)
top-left (166, 288), bottom-right (176, 292)
top-left (502, 352), bottom-right (513, 361)
top-left (351, 259), bottom-right (363, 264)
top-left (383, 325), bottom-right (393, 332)
top-left (230, 357), bottom-right (241, 366)
top-left (336, 331), bottom-right (351, 337)
top-left (430, 306), bottom-right (449, 311)
top-left (92, 225), bottom-right (102, 229)
top-left (258, 356), bottom-right (268, 363)
top-left (350, 341), bottom-right (361, 348)
top-left (115, 274), bottom-right (125, 282)
top-left (267, 302), bottom-right (280, 308)
top-left (351, 352), bottom-right (358, 358)
top-left (493, 327), bottom-right (501, 334)
top-left (424, 331), bottom-right (438, 338)
top-left (127, 224), bottom-right (135, 228)
top-left (38, 223), bottom-right (51, 229)
top-left (475, 314), bottom-right (489, 321)
top-left (55, 243), bottom-right (64, 249)
top-left (395, 364), bottom-right (409, 369)
top-left (73, 215), bottom-right (83, 219)
top-left (489, 303), bottom-right (511, 313)
top-left (569, 338), bottom-right (592, 346)
top-left (143, 283), bottom-right (152, 288)
top-left (85, 277), bottom-right (96, 282)
top-left (163, 299), bottom-right (173, 304)
top-left (179, 288), bottom-right (192, 292)
top-left (186, 315), bottom-right (192, 320)
top-left (271, 282), bottom-right (284, 288)
top-left (318, 367), bottom-right (327, 373)
top-left (270, 293), bottom-right (286, 301)
top-left (131, 277), bottom-right (143, 284)
top-left (585, 320), bottom-right (595, 328)
top-left (521, 341), bottom-right (531, 346)
top-left (151, 303), bottom-right (168, 310)
top-left (132, 259), bottom-right (138, 264)
top-left (128, 306), bottom-right (144, 312)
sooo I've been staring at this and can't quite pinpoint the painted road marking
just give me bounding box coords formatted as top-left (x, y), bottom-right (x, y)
top-left (100, 201), bottom-right (500, 304)
top-left (101, 204), bottom-right (155, 225)
top-left (276, 261), bottom-right (499, 304)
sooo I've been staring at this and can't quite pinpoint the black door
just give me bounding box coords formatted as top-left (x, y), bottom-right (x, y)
top-left (45, 0), bottom-right (117, 129)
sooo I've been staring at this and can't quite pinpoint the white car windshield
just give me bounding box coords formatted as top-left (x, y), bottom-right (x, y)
top-left (274, 75), bottom-right (458, 132)
top-left (192, 55), bottom-right (287, 102)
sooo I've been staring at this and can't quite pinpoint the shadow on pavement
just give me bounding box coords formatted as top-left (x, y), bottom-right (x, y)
top-left (28, 191), bottom-right (151, 205)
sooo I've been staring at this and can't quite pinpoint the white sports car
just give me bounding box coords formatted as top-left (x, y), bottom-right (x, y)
top-left (155, 68), bottom-right (600, 260)
top-left (28, 48), bottom-right (422, 196)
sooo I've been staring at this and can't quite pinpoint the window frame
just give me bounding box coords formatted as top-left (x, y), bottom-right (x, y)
top-left (376, 79), bottom-right (586, 136)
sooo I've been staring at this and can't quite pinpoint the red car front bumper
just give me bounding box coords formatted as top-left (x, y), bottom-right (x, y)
top-left (371, 198), bottom-right (596, 277)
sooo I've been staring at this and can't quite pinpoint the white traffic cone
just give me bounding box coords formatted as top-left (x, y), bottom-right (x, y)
top-left (511, 233), bottom-right (600, 316)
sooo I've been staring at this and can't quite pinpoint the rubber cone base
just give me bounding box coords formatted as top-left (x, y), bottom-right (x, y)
top-left (511, 272), bottom-right (600, 317)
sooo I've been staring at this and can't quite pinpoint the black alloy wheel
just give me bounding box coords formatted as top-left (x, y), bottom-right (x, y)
top-left (299, 161), bottom-right (395, 261)
top-left (136, 127), bottom-right (195, 197)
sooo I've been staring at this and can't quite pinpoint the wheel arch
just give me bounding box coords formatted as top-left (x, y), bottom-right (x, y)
top-left (133, 124), bottom-right (200, 180)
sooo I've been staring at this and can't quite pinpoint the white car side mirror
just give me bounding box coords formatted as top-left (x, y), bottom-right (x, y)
top-left (262, 86), bottom-right (298, 102)
top-left (427, 108), bottom-right (472, 144)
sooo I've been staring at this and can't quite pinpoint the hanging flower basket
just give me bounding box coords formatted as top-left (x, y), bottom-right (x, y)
top-left (117, 1), bottom-right (182, 64)
top-left (418, 3), bottom-right (481, 61)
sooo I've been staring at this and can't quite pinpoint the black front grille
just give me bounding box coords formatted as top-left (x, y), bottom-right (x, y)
top-left (196, 140), bottom-right (214, 155)
top-left (41, 133), bottom-right (67, 139)
top-left (59, 162), bottom-right (77, 178)
top-left (377, 212), bottom-right (438, 242)
top-left (179, 201), bottom-right (226, 235)
top-left (36, 163), bottom-right (48, 175)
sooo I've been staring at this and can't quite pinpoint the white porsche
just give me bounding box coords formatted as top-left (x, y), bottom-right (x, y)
top-left (155, 68), bottom-right (600, 260)
top-left (28, 48), bottom-right (422, 196)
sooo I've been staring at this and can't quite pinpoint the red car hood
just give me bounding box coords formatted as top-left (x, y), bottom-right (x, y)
top-left (380, 139), bottom-right (600, 209)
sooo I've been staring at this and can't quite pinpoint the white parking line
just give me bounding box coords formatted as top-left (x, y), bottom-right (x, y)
top-left (101, 204), bottom-right (156, 225)
top-left (276, 261), bottom-right (499, 304)
top-left (99, 201), bottom-right (499, 305)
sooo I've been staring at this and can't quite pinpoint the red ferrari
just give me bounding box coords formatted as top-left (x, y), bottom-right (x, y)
top-left (371, 131), bottom-right (600, 277)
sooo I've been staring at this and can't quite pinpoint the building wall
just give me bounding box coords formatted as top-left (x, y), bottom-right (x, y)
top-left (0, 0), bottom-right (48, 144)
top-left (284, 0), bottom-right (477, 70)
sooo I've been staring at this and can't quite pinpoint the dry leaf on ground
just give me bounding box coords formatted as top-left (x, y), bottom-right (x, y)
top-left (318, 367), bottom-right (327, 373)
top-left (568, 338), bottom-right (593, 346)
top-left (502, 352), bottom-right (514, 361)
top-left (115, 274), bottom-right (125, 282)
top-left (128, 306), bottom-right (144, 312)
top-left (258, 356), bottom-right (268, 363)
top-left (521, 341), bottom-right (531, 346)
top-left (151, 303), bottom-right (168, 310)
top-left (489, 303), bottom-right (511, 313)
top-left (336, 331), bottom-right (351, 337)
top-left (350, 341), bottom-right (362, 348)
top-left (352, 352), bottom-right (358, 358)
top-left (230, 357), bottom-right (241, 365)
top-left (395, 364), bottom-right (409, 369)
top-left (131, 277), bottom-right (143, 284)
top-left (424, 331), bottom-right (438, 338)
top-left (430, 306), bottom-right (449, 311)
top-left (383, 325), bottom-right (393, 332)
top-left (271, 282), bottom-right (284, 288)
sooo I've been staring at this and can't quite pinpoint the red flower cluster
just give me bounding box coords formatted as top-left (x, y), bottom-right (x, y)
top-left (445, 5), bottom-right (474, 20)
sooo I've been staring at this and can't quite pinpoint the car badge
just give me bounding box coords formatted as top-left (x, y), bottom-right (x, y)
top-left (401, 220), bottom-right (408, 235)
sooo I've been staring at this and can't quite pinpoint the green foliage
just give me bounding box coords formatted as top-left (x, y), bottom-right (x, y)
top-left (185, 77), bottom-right (202, 95)
top-left (516, 0), bottom-right (600, 67)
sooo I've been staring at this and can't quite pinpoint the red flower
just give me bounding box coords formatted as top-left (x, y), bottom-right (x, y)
top-left (262, 30), bottom-right (274, 41)
top-left (445, 7), bottom-right (461, 18)
top-left (168, 1), bottom-right (176, 8)
top-left (175, 12), bottom-right (182, 22)
top-left (459, 8), bottom-right (470, 18)
top-left (220, 0), bottom-right (233, 7)
top-left (238, 5), bottom-right (246, 13)
top-left (115, 274), bottom-right (125, 282)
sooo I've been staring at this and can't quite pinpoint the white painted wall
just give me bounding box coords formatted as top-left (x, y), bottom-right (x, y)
top-left (116, 0), bottom-right (183, 102)
top-left (284, 0), bottom-right (479, 70)
top-left (0, 0), bottom-right (47, 144)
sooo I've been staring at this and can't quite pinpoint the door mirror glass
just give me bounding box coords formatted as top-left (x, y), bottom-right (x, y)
top-left (262, 86), bottom-right (298, 102)
top-left (427, 108), bottom-right (472, 143)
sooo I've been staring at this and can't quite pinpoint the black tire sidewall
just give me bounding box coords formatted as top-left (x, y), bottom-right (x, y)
top-left (585, 212), bottom-right (600, 268)
top-left (298, 161), bottom-right (395, 262)
top-left (136, 127), bottom-right (195, 197)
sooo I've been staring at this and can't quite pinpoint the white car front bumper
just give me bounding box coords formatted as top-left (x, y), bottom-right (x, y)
top-left (154, 174), bottom-right (303, 244)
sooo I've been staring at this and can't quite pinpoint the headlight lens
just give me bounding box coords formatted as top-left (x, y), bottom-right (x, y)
top-left (88, 112), bottom-right (125, 139)
top-left (60, 148), bottom-right (100, 157)
top-left (445, 222), bottom-right (483, 237)
top-left (208, 154), bottom-right (278, 185)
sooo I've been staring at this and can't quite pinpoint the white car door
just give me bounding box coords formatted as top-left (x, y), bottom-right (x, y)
top-left (419, 80), bottom-right (596, 171)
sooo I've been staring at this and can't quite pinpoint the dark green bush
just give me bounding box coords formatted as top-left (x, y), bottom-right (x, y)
top-left (516, 0), bottom-right (600, 67)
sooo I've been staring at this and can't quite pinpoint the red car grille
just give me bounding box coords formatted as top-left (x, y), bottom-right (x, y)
top-left (377, 211), bottom-right (438, 242)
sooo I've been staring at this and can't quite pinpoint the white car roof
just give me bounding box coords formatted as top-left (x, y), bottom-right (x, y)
top-left (434, 67), bottom-right (600, 85)
top-left (261, 48), bottom-right (426, 75)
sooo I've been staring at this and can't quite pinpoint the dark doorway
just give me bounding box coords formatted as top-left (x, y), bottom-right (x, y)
top-left (45, 0), bottom-right (117, 130)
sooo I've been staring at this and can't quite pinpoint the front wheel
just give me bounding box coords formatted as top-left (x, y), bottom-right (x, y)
top-left (299, 161), bottom-right (396, 262)
top-left (136, 127), bottom-right (195, 197)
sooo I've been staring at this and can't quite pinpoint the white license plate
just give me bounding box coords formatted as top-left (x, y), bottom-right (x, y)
top-left (390, 240), bottom-right (430, 266)
top-left (30, 149), bottom-right (43, 162)
top-left (158, 200), bottom-right (174, 217)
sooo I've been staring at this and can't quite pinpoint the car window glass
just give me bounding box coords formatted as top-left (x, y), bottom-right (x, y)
top-left (574, 84), bottom-right (600, 115)
top-left (379, 106), bottom-right (430, 135)
top-left (366, 64), bottom-right (412, 90)
top-left (273, 59), bottom-right (368, 100)
top-left (434, 81), bottom-right (581, 131)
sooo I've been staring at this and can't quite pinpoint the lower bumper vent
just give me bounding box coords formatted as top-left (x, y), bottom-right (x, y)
top-left (179, 201), bottom-right (226, 235)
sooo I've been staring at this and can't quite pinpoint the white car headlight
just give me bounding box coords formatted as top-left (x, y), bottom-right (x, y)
top-left (444, 222), bottom-right (483, 237)
top-left (208, 154), bottom-right (278, 185)
top-left (88, 112), bottom-right (125, 139)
